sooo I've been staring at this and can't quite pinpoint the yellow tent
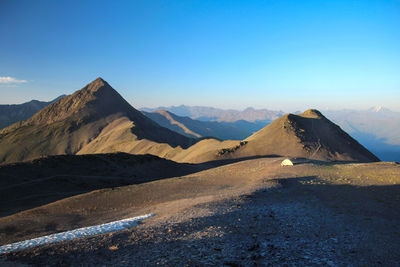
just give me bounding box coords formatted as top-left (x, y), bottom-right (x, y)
top-left (281, 158), bottom-right (294, 166)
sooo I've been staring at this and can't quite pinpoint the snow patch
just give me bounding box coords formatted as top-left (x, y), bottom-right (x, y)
top-left (0, 214), bottom-right (154, 254)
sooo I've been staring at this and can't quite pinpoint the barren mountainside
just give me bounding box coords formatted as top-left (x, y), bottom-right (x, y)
top-left (0, 78), bottom-right (379, 165)
top-left (144, 109), bottom-right (380, 163)
top-left (219, 109), bottom-right (379, 162)
top-left (0, 78), bottom-right (195, 164)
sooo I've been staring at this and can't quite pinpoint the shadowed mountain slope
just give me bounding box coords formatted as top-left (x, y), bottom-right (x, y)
top-left (0, 152), bottom-right (205, 217)
top-left (143, 110), bottom-right (263, 140)
top-left (221, 109), bottom-right (379, 162)
top-left (0, 78), bottom-right (195, 164)
top-left (0, 96), bottom-right (65, 130)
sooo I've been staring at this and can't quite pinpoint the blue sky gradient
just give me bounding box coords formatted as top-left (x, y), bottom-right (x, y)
top-left (1, 0), bottom-right (399, 111)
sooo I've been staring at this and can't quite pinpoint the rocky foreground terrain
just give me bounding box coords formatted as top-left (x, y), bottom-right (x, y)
top-left (1, 157), bottom-right (399, 266)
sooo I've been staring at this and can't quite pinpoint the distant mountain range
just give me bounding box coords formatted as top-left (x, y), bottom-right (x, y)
top-left (0, 95), bottom-right (65, 129)
top-left (322, 108), bottom-right (400, 161)
top-left (142, 110), bottom-right (264, 140)
top-left (1, 81), bottom-right (398, 162)
top-left (0, 78), bottom-right (378, 165)
top-left (0, 100), bottom-right (270, 141)
top-left (141, 105), bottom-right (284, 122)
top-left (323, 108), bottom-right (400, 145)
top-left (141, 105), bottom-right (400, 162)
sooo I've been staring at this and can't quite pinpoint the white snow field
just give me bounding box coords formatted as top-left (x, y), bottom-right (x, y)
top-left (0, 213), bottom-right (154, 254)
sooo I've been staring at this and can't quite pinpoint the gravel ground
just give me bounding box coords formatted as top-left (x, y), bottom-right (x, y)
top-left (2, 175), bottom-right (400, 266)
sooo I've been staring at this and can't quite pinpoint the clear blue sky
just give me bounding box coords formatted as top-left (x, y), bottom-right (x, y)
top-left (1, 0), bottom-right (399, 112)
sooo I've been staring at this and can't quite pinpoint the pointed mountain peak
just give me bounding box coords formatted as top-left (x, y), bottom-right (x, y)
top-left (244, 109), bottom-right (379, 162)
top-left (278, 109), bottom-right (325, 126)
top-left (368, 106), bottom-right (392, 113)
top-left (82, 77), bottom-right (112, 94)
top-left (94, 77), bottom-right (106, 82)
top-left (14, 78), bottom-right (132, 126)
top-left (373, 106), bottom-right (383, 112)
top-left (299, 109), bottom-right (324, 119)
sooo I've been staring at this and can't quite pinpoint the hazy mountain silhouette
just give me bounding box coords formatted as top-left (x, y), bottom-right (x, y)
top-left (0, 78), bottom-right (195, 164)
top-left (141, 105), bottom-right (283, 122)
top-left (0, 95), bottom-right (65, 130)
top-left (323, 108), bottom-right (400, 162)
top-left (143, 110), bottom-right (265, 140)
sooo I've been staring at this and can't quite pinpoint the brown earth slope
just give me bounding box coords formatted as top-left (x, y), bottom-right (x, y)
top-left (217, 109), bottom-right (379, 162)
top-left (0, 78), bottom-right (195, 164)
top-left (147, 109), bottom-right (380, 164)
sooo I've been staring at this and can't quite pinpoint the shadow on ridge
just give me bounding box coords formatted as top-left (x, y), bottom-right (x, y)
top-left (0, 153), bottom-right (197, 217)
top-left (0, 153), bottom-right (281, 218)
